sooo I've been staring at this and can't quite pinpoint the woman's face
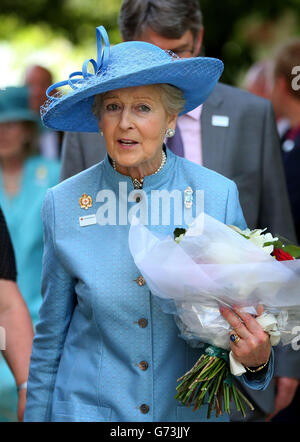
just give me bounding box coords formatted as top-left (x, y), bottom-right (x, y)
top-left (0, 122), bottom-right (28, 161)
top-left (98, 85), bottom-right (177, 170)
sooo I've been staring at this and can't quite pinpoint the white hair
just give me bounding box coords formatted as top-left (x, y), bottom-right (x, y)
top-left (92, 83), bottom-right (185, 119)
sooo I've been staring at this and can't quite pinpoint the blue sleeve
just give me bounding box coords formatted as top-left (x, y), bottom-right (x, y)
top-left (24, 189), bottom-right (76, 422)
top-left (240, 348), bottom-right (274, 390)
top-left (225, 180), bottom-right (247, 230)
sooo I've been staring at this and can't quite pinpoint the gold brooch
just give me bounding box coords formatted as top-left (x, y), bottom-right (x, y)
top-left (79, 193), bottom-right (93, 210)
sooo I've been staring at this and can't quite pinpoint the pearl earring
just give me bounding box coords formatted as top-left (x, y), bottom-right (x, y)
top-left (166, 128), bottom-right (175, 138)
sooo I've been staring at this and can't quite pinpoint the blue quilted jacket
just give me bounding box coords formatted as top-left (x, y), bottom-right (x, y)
top-left (24, 149), bottom-right (273, 422)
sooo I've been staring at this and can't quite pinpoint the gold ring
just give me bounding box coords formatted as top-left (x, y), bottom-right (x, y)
top-left (230, 333), bottom-right (241, 344)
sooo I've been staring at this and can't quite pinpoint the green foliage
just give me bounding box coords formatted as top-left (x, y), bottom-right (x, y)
top-left (0, 0), bottom-right (121, 87)
top-left (283, 246), bottom-right (300, 258)
top-left (173, 228), bottom-right (187, 240)
top-left (1, 0), bottom-right (300, 86)
top-left (0, 0), bottom-right (122, 44)
top-left (200, 0), bottom-right (300, 84)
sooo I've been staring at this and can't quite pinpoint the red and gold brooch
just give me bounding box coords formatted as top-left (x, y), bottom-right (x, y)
top-left (79, 193), bottom-right (93, 210)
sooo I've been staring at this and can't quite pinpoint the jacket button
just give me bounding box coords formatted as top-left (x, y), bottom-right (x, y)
top-left (140, 404), bottom-right (150, 414)
top-left (138, 318), bottom-right (148, 328)
top-left (138, 361), bottom-right (149, 371)
top-left (135, 276), bottom-right (146, 286)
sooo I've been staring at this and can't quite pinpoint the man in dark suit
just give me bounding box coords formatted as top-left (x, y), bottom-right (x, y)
top-left (265, 40), bottom-right (300, 421)
top-left (271, 39), bottom-right (300, 244)
top-left (59, 0), bottom-right (299, 421)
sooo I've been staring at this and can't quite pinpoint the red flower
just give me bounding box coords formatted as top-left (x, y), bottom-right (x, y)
top-left (272, 248), bottom-right (294, 261)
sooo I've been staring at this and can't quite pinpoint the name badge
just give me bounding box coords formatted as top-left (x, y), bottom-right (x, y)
top-left (212, 115), bottom-right (229, 127)
top-left (79, 214), bottom-right (97, 227)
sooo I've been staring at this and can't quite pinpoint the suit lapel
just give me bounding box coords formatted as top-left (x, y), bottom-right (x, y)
top-left (201, 84), bottom-right (228, 174)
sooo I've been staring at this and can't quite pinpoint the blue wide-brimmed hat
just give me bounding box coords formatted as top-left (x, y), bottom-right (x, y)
top-left (0, 86), bottom-right (39, 124)
top-left (42, 26), bottom-right (224, 133)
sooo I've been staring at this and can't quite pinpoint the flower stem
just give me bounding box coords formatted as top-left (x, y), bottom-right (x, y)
top-left (175, 351), bottom-right (255, 420)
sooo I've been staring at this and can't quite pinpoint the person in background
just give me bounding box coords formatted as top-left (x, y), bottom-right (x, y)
top-left (0, 206), bottom-right (34, 422)
top-left (243, 60), bottom-right (290, 137)
top-left (270, 45), bottom-right (300, 423)
top-left (271, 39), bottom-right (300, 246)
top-left (243, 60), bottom-right (273, 100)
top-left (268, 41), bottom-right (300, 422)
top-left (24, 65), bottom-right (62, 159)
top-left (0, 86), bottom-right (60, 421)
top-left (59, 0), bottom-right (299, 422)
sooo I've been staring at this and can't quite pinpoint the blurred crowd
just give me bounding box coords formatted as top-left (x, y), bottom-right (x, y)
top-left (0, 68), bottom-right (61, 421)
top-left (243, 40), bottom-right (300, 244)
top-left (0, 0), bottom-right (300, 423)
top-left (243, 41), bottom-right (300, 421)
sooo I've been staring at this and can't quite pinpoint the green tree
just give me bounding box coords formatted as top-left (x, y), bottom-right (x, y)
top-left (200, 0), bottom-right (300, 83)
top-left (1, 0), bottom-right (300, 85)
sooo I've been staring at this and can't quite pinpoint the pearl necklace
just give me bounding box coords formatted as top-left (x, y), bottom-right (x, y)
top-left (112, 150), bottom-right (167, 189)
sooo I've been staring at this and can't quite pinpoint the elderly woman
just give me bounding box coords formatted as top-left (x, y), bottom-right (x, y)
top-left (24, 27), bottom-right (273, 422)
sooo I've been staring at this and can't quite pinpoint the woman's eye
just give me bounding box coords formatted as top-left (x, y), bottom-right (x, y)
top-left (138, 105), bottom-right (151, 112)
top-left (106, 103), bottom-right (119, 111)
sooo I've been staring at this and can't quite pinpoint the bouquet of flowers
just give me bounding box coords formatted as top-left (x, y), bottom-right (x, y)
top-left (128, 213), bottom-right (300, 418)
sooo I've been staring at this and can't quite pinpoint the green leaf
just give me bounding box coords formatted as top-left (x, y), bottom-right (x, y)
top-left (264, 240), bottom-right (284, 248)
top-left (282, 245), bottom-right (300, 258)
top-left (173, 228), bottom-right (186, 240)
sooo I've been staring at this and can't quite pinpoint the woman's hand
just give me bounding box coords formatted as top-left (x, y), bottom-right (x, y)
top-left (220, 304), bottom-right (271, 368)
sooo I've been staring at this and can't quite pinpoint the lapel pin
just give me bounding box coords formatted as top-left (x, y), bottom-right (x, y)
top-left (184, 186), bottom-right (193, 209)
top-left (79, 193), bottom-right (93, 210)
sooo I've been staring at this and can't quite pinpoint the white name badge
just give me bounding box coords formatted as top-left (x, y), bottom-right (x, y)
top-left (79, 214), bottom-right (97, 227)
top-left (212, 115), bottom-right (229, 127)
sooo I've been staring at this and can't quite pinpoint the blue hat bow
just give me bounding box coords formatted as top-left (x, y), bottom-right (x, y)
top-left (46, 26), bottom-right (110, 100)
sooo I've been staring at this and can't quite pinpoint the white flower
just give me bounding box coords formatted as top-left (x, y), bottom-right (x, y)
top-left (175, 233), bottom-right (185, 244)
top-left (229, 226), bottom-right (278, 255)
